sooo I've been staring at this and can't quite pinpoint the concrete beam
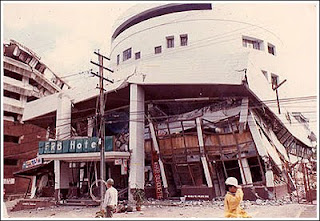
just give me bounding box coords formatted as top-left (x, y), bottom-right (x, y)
top-left (3, 99), bottom-right (24, 115)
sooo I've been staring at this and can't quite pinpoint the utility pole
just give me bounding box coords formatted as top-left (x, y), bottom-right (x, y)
top-left (90, 50), bottom-right (114, 206)
top-left (273, 79), bottom-right (287, 114)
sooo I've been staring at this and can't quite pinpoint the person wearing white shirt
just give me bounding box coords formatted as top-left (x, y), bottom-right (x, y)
top-left (101, 178), bottom-right (118, 217)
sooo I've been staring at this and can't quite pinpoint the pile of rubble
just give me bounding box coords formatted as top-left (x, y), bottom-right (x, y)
top-left (142, 193), bottom-right (298, 210)
top-left (112, 192), bottom-right (305, 214)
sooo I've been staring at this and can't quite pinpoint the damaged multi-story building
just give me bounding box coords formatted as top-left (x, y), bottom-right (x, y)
top-left (16, 3), bottom-right (316, 205)
top-left (3, 39), bottom-right (69, 197)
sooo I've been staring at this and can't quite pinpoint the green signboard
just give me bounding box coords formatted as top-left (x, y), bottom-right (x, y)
top-left (39, 136), bottom-right (114, 155)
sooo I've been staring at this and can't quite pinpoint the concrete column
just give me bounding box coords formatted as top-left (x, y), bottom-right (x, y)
top-left (265, 170), bottom-right (275, 187)
top-left (128, 84), bottom-right (145, 201)
top-left (239, 97), bottom-right (249, 133)
top-left (54, 92), bottom-right (72, 201)
top-left (30, 176), bottom-right (37, 199)
top-left (29, 57), bottom-right (38, 68)
top-left (149, 121), bottom-right (168, 188)
top-left (54, 160), bottom-right (61, 201)
top-left (238, 153), bottom-right (253, 185)
top-left (56, 92), bottom-right (72, 140)
top-left (87, 117), bottom-right (94, 137)
top-left (196, 117), bottom-right (213, 187)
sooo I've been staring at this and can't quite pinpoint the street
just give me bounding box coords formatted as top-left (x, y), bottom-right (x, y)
top-left (5, 199), bottom-right (318, 219)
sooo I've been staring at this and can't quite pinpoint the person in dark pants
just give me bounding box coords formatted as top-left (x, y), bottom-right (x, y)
top-left (101, 178), bottom-right (118, 218)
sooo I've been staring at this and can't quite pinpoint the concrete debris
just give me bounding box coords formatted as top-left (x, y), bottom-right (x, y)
top-left (140, 193), bottom-right (299, 210)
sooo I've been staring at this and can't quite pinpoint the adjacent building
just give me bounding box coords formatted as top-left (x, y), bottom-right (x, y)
top-left (3, 39), bottom-right (68, 196)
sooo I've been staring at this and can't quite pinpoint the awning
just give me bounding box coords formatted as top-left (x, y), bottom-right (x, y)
top-left (38, 151), bottom-right (130, 162)
top-left (14, 161), bottom-right (53, 177)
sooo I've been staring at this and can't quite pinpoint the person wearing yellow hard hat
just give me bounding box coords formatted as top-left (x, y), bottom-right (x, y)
top-left (224, 177), bottom-right (251, 218)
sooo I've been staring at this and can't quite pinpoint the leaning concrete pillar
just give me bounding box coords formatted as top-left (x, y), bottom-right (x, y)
top-left (196, 117), bottom-right (213, 187)
top-left (128, 84), bottom-right (145, 200)
top-left (238, 153), bottom-right (253, 185)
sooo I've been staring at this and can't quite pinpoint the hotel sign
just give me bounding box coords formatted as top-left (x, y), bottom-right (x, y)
top-left (38, 136), bottom-right (113, 155)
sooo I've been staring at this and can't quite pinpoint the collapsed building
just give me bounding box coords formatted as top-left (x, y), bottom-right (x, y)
top-left (2, 39), bottom-right (69, 197)
top-left (16, 3), bottom-right (316, 204)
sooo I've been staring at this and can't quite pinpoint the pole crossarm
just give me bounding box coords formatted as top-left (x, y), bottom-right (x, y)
top-left (91, 71), bottom-right (114, 83)
top-left (94, 51), bottom-right (110, 60)
top-left (90, 60), bottom-right (114, 73)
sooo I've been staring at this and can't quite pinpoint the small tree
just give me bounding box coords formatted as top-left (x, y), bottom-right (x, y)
top-left (131, 188), bottom-right (145, 211)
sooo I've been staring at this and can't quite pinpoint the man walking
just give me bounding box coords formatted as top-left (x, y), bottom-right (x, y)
top-left (101, 178), bottom-right (118, 218)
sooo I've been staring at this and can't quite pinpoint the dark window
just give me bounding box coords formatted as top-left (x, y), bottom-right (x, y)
top-left (117, 54), bottom-right (120, 65)
top-left (247, 157), bottom-right (263, 183)
top-left (135, 52), bottom-right (141, 60)
top-left (268, 43), bottom-right (276, 55)
top-left (243, 37), bottom-right (262, 50)
top-left (166, 36), bottom-right (174, 48)
top-left (4, 90), bottom-right (20, 100)
top-left (4, 70), bottom-right (23, 81)
top-left (4, 111), bottom-right (18, 121)
top-left (29, 78), bottom-right (38, 87)
top-left (224, 160), bottom-right (243, 185)
top-left (4, 159), bottom-right (18, 166)
top-left (27, 96), bottom-right (38, 102)
top-left (180, 34), bottom-right (188, 46)
top-left (123, 48), bottom-right (132, 61)
top-left (155, 46), bottom-right (162, 54)
top-left (261, 70), bottom-right (268, 80)
top-left (271, 74), bottom-right (279, 90)
top-left (35, 62), bottom-right (46, 74)
top-left (4, 135), bottom-right (20, 143)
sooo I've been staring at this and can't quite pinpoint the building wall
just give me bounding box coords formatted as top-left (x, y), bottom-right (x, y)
top-left (3, 41), bottom-right (65, 196)
top-left (109, 3), bottom-right (282, 85)
top-left (3, 120), bottom-right (47, 194)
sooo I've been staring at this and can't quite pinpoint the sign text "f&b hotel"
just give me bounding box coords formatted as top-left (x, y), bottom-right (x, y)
top-left (38, 136), bottom-right (114, 155)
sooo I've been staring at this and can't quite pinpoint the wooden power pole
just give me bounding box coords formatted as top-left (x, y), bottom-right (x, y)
top-left (90, 50), bottom-right (114, 205)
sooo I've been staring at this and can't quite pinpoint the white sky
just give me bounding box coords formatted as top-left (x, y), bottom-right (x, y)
top-left (1, 1), bottom-right (318, 131)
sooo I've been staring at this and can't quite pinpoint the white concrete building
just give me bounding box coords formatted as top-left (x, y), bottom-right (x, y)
top-left (21, 3), bottom-right (315, 202)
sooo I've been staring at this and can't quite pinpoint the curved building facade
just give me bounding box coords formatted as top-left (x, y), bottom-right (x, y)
top-left (110, 3), bottom-right (282, 90)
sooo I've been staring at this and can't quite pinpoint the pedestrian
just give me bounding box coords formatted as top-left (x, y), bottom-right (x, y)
top-left (224, 177), bottom-right (251, 218)
top-left (101, 178), bottom-right (118, 218)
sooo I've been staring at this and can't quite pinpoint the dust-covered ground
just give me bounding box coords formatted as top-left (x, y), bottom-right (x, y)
top-left (4, 198), bottom-right (318, 219)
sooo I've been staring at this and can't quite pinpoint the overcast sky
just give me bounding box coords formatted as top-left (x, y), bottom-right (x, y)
top-left (2, 1), bottom-right (318, 131)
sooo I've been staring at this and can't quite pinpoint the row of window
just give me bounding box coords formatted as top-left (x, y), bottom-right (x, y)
top-left (117, 34), bottom-right (188, 65)
top-left (116, 34), bottom-right (275, 66)
top-left (242, 36), bottom-right (276, 55)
